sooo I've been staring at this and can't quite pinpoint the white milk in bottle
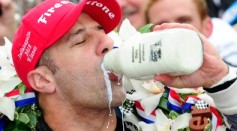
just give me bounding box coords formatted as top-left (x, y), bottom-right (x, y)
top-left (103, 28), bottom-right (203, 80)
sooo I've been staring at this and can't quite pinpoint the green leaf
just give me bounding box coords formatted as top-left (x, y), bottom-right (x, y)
top-left (4, 120), bottom-right (30, 131)
top-left (113, 28), bottom-right (119, 33)
top-left (26, 111), bottom-right (38, 128)
top-left (123, 99), bottom-right (134, 108)
top-left (168, 110), bottom-right (179, 119)
top-left (14, 111), bottom-right (19, 119)
top-left (178, 127), bottom-right (191, 131)
top-left (138, 24), bottom-right (154, 33)
top-left (158, 96), bottom-right (171, 114)
top-left (18, 113), bottom-right (30, 124)
top-left (17, 83), bottom-right (27, 95)
top-left (178, 93), bottom-right (198, 102)
top-left (31, 104), bottom-right (37, 110)
top-left (204, 119), bottom-right (212, 131)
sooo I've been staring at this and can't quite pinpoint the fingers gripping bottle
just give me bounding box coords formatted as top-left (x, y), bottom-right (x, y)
top-left (103, 28), bottom-right (204, 80)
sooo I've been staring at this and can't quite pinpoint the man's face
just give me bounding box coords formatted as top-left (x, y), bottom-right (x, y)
top-left (147, 0), bottom-right (205, 32)
top-left (47, 12), bottom-right (126, 110)
top-left (117, 0), bottom-right (148, 29)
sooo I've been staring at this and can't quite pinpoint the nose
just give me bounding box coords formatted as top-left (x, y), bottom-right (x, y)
top-left (96, 32), bottom-right (114, 56)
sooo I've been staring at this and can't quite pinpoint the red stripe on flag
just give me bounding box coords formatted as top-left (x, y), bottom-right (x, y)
top-left (210, 106), bottom-right (223, 127)
top-left (135, 101), bottom-right (156, 116)
top-left (6, 89), bottom-right (34, 97)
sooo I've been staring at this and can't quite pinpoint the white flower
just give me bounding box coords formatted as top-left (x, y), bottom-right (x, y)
top-left (169, 87), bottom-right (204, 94)
top-left (107, 31), bottom-right (123, 48)
top-left (126, 79), bottom-right (164, 116)
top-left (138, 109), bottom-right (192, 131)
top-left (0, 37), bottom-right (15, 81)
top-left (170, 112), bottom-right (192, 131)
top-left (108, 18), bottom-right (141, 48)
top-left (118, 18), bottom-right (141, 41)
top-left (138, 121), bottom-right (157, 131)
top-left (0, 37), bottom-right (21, 121)
top-left (155, 109), bottom-right (172, 131)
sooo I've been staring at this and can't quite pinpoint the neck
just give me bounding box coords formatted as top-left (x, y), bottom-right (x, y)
top-left (40, 95), bottom-right (117, 131)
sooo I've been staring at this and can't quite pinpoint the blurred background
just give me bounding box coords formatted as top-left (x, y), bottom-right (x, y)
top-left (1, 0), bottom-right (237, 45)
top-left (0, 0), bottom-right (81, 45)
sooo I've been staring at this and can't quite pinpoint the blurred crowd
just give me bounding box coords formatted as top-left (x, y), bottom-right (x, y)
top-left (0, 0), bottom-right (85, 44)
top-left (1, 0), bottom-right (237, 65)
top-left (0, 0), bottom-right (42, 44)
top-left (1, 0), bottom-right (237, 39)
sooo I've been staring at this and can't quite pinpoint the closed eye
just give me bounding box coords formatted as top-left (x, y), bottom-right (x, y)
top-left (97, 25), bottom-right (104, 31)
top-left (75, 40), bottom-right (86, 45)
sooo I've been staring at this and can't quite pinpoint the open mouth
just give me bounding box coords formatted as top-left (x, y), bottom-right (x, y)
top-left (108, 72), bottom-right (123, 82)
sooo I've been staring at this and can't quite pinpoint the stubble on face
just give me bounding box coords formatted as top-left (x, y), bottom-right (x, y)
top-left (45, 13), bottom-right (126, 111)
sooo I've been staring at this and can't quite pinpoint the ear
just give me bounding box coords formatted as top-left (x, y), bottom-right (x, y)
top-left (201, 17), bottom-right (213, 37)
top-left (27, 66), bottom-right (56, 94)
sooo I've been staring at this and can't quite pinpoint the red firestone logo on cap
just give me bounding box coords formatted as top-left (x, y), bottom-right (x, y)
top-left (86, 1), bottom-right (115, 19)
top-left (38, 1), bottom-right (70, 24)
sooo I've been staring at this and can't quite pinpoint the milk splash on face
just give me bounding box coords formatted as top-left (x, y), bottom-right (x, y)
top-left (101, 64), bottom-right (113, 128)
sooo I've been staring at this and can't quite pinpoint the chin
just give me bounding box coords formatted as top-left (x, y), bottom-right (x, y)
top-left (105, 76), bottom-right (126, 107)
top-left (111, 95), bottom-right (126, 108)
top-left (111, 89), bottom-right (126, 107)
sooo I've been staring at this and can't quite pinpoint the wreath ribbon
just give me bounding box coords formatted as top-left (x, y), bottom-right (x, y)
top-left (6, 89), bottom-right (37, 108)
top-left (134, 88), bottom-right (223, 130)
top-left (0, 89), bottom-right (37, 130)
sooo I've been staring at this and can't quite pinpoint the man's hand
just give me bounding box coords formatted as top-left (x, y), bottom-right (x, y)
top-left (153, 23), bottom-right (228, 88)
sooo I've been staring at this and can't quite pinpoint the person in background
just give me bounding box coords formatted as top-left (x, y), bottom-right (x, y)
top-left (0, 0), bottom-right (17, 45)
top-left (116, 0), bottom-right (149, 29)
top-left (0, 0), bottom-right (44, 45)
top-left (145, 0), bottom-right (237, 68)
top-left (14, 0), bottom-right (43, 21)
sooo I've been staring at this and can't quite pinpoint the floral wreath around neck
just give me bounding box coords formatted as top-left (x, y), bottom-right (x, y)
top-left (0, 37), bottom-right (40, 130)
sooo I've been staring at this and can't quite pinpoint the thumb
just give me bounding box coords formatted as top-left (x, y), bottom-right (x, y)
top-left (154, 74), bottom-right (173, 85)
top-left (154, 74), bottom-right (186, 88)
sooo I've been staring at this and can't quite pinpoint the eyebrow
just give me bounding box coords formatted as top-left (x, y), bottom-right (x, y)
top-left (67, 27), bottom-right (86, 41)
top-left (63, 27), bottom-right (85, 44)
top-left (74, 27), bottom-right (86, 35)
